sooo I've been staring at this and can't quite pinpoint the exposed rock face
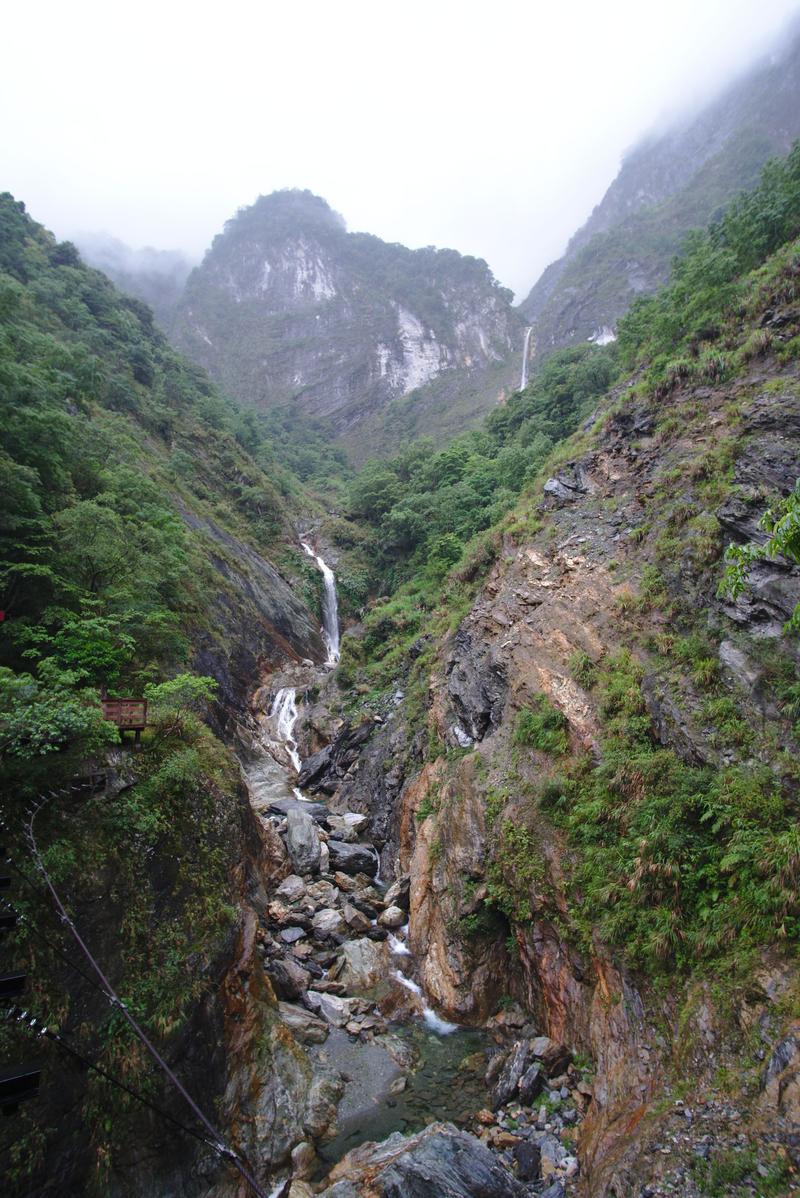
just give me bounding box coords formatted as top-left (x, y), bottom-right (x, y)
top-left (446, 627), bottom-right (508, 743)
top-left (402, 759), bottom-right (508, 1022)
top-left (338, 363), bottom-right (800, 1195)
top-left (216, 909), bottom-right (320, 1179)
top-left (318, 1123), bottom-right (527, 1197)
top-left (171, 190), bottom-right (523, 446)
top-left (172, 510), bottom-right (326, 742)
top-left (519, 26), bottom-right (800, 352)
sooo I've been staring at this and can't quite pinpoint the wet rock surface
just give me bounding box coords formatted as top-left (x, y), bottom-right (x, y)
top-left (318, 1123), bottom-right (529, 1197)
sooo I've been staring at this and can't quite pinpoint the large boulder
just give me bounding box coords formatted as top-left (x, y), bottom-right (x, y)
top-left (312, 908), bottom-right (348, 938)
top-left (285, 808), bottom-right (321, 875)
top-left (331, 939), bottom-right (391, 993)
top-left (298, 719), bottom-right (377, 795)
top-left (264, 955), bottom-right (311, 1001)
top-left (530, 1035), bottom-right (572, 1077)
top-left (269, 796), bottom-right (328, 822)
top-left (328, 839), bottom-right (378, 877)
top-left (318, 1122), bottom-right (526, 1197)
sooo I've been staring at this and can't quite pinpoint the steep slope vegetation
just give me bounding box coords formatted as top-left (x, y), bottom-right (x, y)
top-left (74, 232), bottom-right (194, 331)
top-left (170, 190), bottom-right (524, 453)
top-left (519, 23), bottom-right (800, 354)
top-left (0, 194), bottom-right (339, 1196)
top-left (304, 146), bottom-right (800, 1195)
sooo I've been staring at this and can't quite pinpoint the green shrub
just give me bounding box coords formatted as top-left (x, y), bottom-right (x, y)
top-left (514, 697), bottom-right (570, 754)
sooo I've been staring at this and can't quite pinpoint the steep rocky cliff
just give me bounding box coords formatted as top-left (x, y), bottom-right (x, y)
top-left (170, 190), bottom-right (523, 451)
top-left (519, 23), bottom-right (800, 353)
top-left (299, 205), bottom-right (800, 1194)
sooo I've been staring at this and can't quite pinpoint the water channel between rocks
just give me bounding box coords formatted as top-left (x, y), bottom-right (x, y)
top-left (241, 538), bottom-right (493, 1175)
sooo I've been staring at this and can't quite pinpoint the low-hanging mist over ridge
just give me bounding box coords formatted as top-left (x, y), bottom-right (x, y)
top-left (8, 0), bottom-right (795, 302)
top-left (72, 4), bottom-right (800, 305)
top-left (71, 14), bottom-right (800, 460)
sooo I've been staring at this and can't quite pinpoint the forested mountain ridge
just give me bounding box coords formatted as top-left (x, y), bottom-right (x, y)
top-left (519, 21), bottom-right (800, 353)
top-left (0, 192), bottom-right (335, 721)
top-left (0, 193), bottom-right (342, 1196)
top-left (170, 190), bottom-right (524, 452)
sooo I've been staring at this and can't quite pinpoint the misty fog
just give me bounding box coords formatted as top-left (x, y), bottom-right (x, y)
top-left (4, 0), bottom-right (800, 298)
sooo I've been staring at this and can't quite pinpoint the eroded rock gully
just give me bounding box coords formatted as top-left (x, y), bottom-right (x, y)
top-left (221, 373), bottom-right (800, 1196)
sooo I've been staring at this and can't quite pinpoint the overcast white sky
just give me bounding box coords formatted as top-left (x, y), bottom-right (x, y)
top-left (3, 0), bottom-right (800, 299)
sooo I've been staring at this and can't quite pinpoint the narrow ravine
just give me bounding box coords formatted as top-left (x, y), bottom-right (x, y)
top-left (237, 540), bottom-right (500, 1182)
top-left (239, 538), bottom-right (591, 1195)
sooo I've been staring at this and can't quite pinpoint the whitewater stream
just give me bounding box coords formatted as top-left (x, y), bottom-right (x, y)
top-left (301, 538), bottom-right (340, 665)
top-left (241, 537), bottom-right (491, 1175)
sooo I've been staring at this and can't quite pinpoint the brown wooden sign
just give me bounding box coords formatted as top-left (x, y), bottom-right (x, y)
top-left (101, 698), bottom-right (147, 729)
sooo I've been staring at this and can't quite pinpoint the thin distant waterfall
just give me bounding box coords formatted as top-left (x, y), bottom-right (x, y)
top-left (301, 540), bottom-right (340, 666)
top-left (520, 325), bottom-right (533, 389)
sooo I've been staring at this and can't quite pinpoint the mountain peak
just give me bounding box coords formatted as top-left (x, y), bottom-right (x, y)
top-left (222, 189), bottom-right (347, 244)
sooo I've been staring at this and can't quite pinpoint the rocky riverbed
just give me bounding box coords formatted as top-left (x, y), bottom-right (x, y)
top-left (240, 696), bottom-right (592, 1197)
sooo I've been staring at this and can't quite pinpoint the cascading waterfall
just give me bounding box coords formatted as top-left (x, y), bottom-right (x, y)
top-left (264, 536), bottom-right (458, 1037)
top-left (392, 969), bottom-right (458, 1035)
top-left (520, 325), bottom-right (533, 390)
top-left (301, 540), bottom-right (340, 665)
top-left (270, 686), bottom-right (302, 774)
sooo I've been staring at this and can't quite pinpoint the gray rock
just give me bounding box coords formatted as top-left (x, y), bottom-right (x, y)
top-left (307, 991), bottom-right (360, 1028)
top-left (542, 465), bottom-right (588, 506)
top-left (518, 1062), bottom-right (544, 1104)
top-left (326, 815), bottom-right (360, 843)
top-left (493, 1041), bottom-right (532, 1110)
top-left (539, 1133), bottom-right (567, 1177)
top-left (277, 1001), bottom-right (328, 1044)
top-left (275, 874), bottom-right (306, 902)
top-left (718, 640), bottom-right (763, 693)
top-left (341, 812), bottom-right (370, 834)
top-left (539, 1183), bottom-right (566, 1198)
top-left (383, 875), bottom-right (411, 911)
top-left (530, 1036), bottom-right (572, 1077)
top-left (269, 796), bottom-right (328, 822)
top-left (328, 840), bottom-right (378, 877)
top-left (280, 927), bottom-right (307, 944)
top-left (286, 808), bottom-right (321, 875)
top-left (378, 905), bottom-right (406, 929)
top-left (512, 1139), bottom-right (541, 1181)
top-left (331, 938), bottom-right (391, 992)
top-left (318, 1122), bottom-right (526, 1197)
top-left (343, 903), bottom-right (373, 934)
top-left (763, 1032), bottom-right (800, 1087)
top-left (446, 627), bottom-right (507, 743)
top-left (312, 908), bottom-right (347, 938)
top-left (319, 840), bottom-right (330, 873)
top-left (264, 955), bottom-right (311, 1000)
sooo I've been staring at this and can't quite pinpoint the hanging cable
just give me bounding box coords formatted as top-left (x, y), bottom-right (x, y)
top-left (1, 893), bottom-right (123, 1001)
top-left (4, 1004), bottom-right (215, 1149)
top-left (23, 791), bottom-right (271, 1198)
